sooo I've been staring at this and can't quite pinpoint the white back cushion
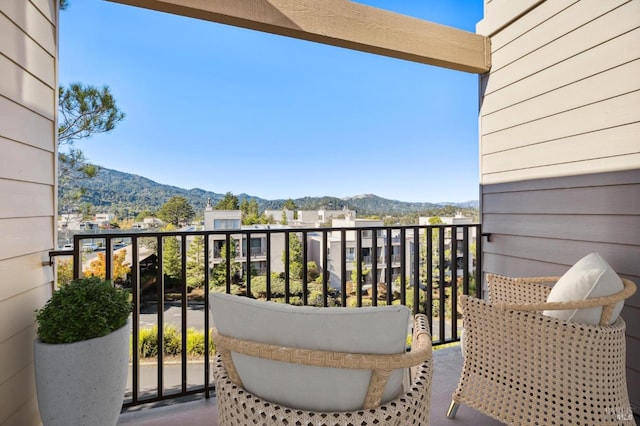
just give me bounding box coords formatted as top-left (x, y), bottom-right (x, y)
top-left (543, 253), bottom-right (624, 325)
top-left (210, 292), bottom-right (411, 411)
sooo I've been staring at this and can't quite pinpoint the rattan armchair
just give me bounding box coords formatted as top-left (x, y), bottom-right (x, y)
top-left (210, 293), bottom-right (432, 426)
top-left (447, 274), bottom-right (637, 425)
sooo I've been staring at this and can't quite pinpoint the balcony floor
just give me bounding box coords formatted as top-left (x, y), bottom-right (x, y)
top-left (117, 345), bottom-right (504, 425)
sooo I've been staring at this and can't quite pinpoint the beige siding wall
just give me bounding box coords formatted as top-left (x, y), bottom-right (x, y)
top-left (0, 0), bottom-right (57, 424)
top-left (479, 0), bottom-right (640, 184)
top-left (478, 0), bottom-right (640, 413)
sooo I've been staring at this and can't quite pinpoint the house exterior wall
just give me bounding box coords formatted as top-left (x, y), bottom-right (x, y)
top-left (0, 0), bottom-right (58, 424)
top-left (478, 0), bottom-right (640, 413)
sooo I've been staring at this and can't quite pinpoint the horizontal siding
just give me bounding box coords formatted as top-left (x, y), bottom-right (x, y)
top-left (481, 88), bottom-right (640, 183)
top-left (476, 0), bottom-right (543, 36)
top-left (2, 395), bottom-right (41, 426)
top-left (480, 0), bottom-right (640, 185)
top-left (483, 252), bottom-right (572, 279)
top-left (483, 214), bottom-right (640, 246)
top-left (0, 284), bottom-right (50, 346)
top-left (482, 90), bottom-right (640, 155)
top-left (483, 153), bottom-right (640, 186)
top-left (0, 349), bottom-right (37, 425)
top-left (487, 0), bottom-right (576, 50)
top-left (0, 11), bottom-right (55, 87)
top-left (0, 253), bottom-right (54, 303)
top-left (0, 217), bottom-right (54, 261)
top-left (483, 182), bottom-right (640, 215)
top-left (0, 0), bottom-right (56, 55)
top-left (0, 326), bottom-right (36, 385)
top-left (483, 123), bottom-right (640, 177)
top-left (483, 0), bottom-right (638, 96)
top-left (0, 137), bottom-right (54, 184)
top-left (489, 0), bottom-right (629, 76)
top-left (482, 59), bottom-right (640, 134)
top-left (482, 27), bottom-right (640, 116)
top-left (0, 180), bottom-right (54, 219)
top-left (484, 235), bottom-right (640, 283)
top-left (0, 96), bottom-right (55, 152)
top-left (0, 1), bottom-right (56, 424)
top-left (0, 53), bottom-right (55, 119)
top-left (31, 0), bottom-right (56, 25)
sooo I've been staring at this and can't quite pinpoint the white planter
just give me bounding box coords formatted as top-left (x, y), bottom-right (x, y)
top-left (34, 319), bottom-right (130, 426)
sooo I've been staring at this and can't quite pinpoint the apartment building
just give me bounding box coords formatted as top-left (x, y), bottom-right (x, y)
top-left (312, 215), bottom-right (478, 291)
top-left (264, 207), bottom-right (356, 227)
top-left (203, 207), bottom-right (285, 276)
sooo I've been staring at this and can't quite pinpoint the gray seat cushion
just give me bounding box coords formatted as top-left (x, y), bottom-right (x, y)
top-left (210, 292), bottom-right (411, 411)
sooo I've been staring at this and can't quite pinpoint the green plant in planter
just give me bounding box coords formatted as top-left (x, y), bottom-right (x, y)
top-left (36, 277), bottom-right (131, 344)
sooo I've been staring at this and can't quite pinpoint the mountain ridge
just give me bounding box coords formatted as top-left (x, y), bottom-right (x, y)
top-left (64, 167), bottom-right (479, 217)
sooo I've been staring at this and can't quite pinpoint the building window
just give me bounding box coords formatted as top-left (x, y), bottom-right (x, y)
top-left (346, 247), bottom-right (355, 261)
top-left (213, 219), bottom-right (241, 229)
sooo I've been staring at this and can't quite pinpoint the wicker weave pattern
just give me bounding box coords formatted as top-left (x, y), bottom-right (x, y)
top-left (213, 314), bottom-right (432, 425)
top-left (488, 274), bottom-right (636, 326)
top-left (452, 275), bottom-right (637, 425)
top-left (487, 274), bottom-right (555, 304)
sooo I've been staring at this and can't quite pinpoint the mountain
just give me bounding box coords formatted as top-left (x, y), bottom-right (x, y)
top-left (64, 167), bottom-right (478, 217)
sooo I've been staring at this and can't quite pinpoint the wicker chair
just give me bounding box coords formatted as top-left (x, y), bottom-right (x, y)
top-left (210, 294), bottom-right (432, 426)
top-left (447, 274), bottom-right (637, 425)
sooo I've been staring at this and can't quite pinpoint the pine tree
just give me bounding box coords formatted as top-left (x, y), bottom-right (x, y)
top-left (186, 236), bottom-right (205, 290)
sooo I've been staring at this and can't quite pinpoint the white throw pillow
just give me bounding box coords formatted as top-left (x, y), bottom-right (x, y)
top-left (210, 292), bottom-right (411, 412)
top-left (543, 253), bottom-right (624, 325)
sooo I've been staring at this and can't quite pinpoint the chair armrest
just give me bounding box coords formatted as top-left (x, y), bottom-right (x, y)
top-left (411, 314), bottom-right (432, 356)
top-left (463, 278), bottom-right (635, 325)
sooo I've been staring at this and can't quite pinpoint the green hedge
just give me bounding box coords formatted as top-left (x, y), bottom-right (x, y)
top-left (134, 325), bottom-right (214, 359)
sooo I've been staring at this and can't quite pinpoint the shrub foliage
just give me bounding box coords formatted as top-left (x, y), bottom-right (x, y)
top-left (36, 277), bottom-right (131, 344)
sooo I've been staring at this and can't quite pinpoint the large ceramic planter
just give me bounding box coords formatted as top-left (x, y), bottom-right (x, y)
top-left (34, 319), bottom-right (130, 426)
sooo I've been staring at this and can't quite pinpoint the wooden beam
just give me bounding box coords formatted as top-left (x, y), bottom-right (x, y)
top-left (107, 0), bottom-right (491, 73)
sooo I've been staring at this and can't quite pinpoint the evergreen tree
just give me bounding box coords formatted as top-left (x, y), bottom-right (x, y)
top-left (158, 196), bottom-right (195, 226)
top-left (282, 233), bottom-right (303, 280)
top-left (211, 240), bottom-right (241, 288)
top-left (215, 192), bottom-right (239, 210)
top-left (186, 236), bottom-right (206, 290)
top-left (162, 225), bottom-right (182, 281)
top-left (58, 83), bottom-right (125, 214)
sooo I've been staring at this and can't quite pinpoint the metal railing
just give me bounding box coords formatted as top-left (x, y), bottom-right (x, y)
top-left (50, 223), bottom-right (482, 408)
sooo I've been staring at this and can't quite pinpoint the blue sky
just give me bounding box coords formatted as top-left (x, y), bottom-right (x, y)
top-left (59, 0), bottom-right (484, 203)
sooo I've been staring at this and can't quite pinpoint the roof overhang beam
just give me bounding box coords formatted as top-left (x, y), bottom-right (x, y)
top-left (107, 0), bottom-right (491, 73)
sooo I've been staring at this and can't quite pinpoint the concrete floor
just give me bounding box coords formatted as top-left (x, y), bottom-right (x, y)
top-left (117, 345), bottom-right (505, 425)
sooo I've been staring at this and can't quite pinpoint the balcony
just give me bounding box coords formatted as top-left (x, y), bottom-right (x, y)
top-left (51, 223), bottom-right (483, 421)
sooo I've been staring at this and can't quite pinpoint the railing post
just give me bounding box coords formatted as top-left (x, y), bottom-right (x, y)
top-left (371, 229), bottom-right (378, 305)
top-left (266, 232), bottom-right (272, 300)
top-left (302, 231), bottom-right (308, 306)
top-left (128, 238), bottom-right (139, 404)
top-left (204, 234), bottom-right (211, 398)
top-left (73, 234), bottom-right (81, 280)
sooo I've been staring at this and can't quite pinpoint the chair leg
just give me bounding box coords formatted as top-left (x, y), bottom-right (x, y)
top-left (446, 400), bottom-right (460, 419)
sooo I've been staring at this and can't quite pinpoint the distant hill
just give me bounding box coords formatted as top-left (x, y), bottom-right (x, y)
top-left (63, 167), bottom-right (478, 217)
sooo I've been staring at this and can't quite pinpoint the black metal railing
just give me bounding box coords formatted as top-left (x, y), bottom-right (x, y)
top-left (49, 223), bottom-right (482, 408)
